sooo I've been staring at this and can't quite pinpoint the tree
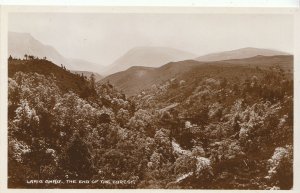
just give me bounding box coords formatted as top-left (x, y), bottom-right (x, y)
top-left (23, 139), bottom-right (58, 180)
top-left (116, 108), bottom-right (130, 127)
top-left (61, 133), bottom-right (94, 179)
top-left (266, 146), bottom-right (293, 189)
top-left (24, 54), bottom-right (28, 60)
top-left (128, 109), bottom-right (155, 135)
top-left (12, 99), bottom-right (40, 141)
top-left (89, 73), bottom-right (96, 89)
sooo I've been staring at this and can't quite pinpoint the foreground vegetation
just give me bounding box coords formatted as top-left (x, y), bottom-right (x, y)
top-left (8, 57), bottom-right (293, 189)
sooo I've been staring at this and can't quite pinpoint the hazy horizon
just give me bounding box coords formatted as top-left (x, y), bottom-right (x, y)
top-left (8, 13), bottom-right (293, 66)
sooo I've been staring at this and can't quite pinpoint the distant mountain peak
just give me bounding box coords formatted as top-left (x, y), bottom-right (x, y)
top-left (104, 46), bottom-right (197, 75)
top-left (196, 47), bottom-right (290, 62)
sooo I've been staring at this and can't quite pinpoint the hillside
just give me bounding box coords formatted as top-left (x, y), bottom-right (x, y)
top-left (8, 54), bottom-right (293, 189)
top-left (8, 58), bottom-right (95, 98)
top-left (196, 47), bottom-right (290, 62)
top-left (8, 31), bottom-right (105, 73)
top-left (104, 46), bottom-right (197, 75)
top-left (102, 55), bottom-right (293, 96)
top-left (217, 55), bottom-right (293, 71)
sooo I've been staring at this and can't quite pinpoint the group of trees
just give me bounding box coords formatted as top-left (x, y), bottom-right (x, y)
top-left (131, 65), bottom-right (293, 189)
top-left (9, 54), bottom-right (47, 61)
top-left (8, 57), bottom-right (293, 189)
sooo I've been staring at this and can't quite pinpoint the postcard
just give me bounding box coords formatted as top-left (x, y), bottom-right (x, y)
top-left (0, 5), bottom-right (299, 191)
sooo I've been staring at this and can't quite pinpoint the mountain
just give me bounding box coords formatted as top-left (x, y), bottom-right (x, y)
top-left (104, 46), bottom-right (197, 75)
top-left (9, 32), bottom-right (67, 66)
top-left (71, 70), bottom-right (103, 81)
top-left (195, 47), bottom-right (290, 62)
top-left (102, 55), bottom-right (293, 96)
top-left (67, 58), bottom-right (105, 75)
top-left (8, 31), bottom-right (105, 74)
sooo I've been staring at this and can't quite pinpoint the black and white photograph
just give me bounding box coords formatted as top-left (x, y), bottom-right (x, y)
top-left (4, 6), bottom-right (296, 190)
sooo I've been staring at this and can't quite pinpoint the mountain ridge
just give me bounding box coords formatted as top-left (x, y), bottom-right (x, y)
top-left (196, 47), bottom-right (290, 62)
top-left (102, 55), bottom-right (293, 96)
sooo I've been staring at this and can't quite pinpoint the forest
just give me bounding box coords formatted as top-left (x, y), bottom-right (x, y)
top-left (8, 56), bottom-right (293, 189)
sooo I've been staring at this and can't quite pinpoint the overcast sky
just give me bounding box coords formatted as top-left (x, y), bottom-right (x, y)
top-left (8, 13), bottom-right (293, 65)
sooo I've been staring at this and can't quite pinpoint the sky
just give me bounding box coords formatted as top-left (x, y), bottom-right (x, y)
top-left (8, 13), bottom-right (293, 66)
